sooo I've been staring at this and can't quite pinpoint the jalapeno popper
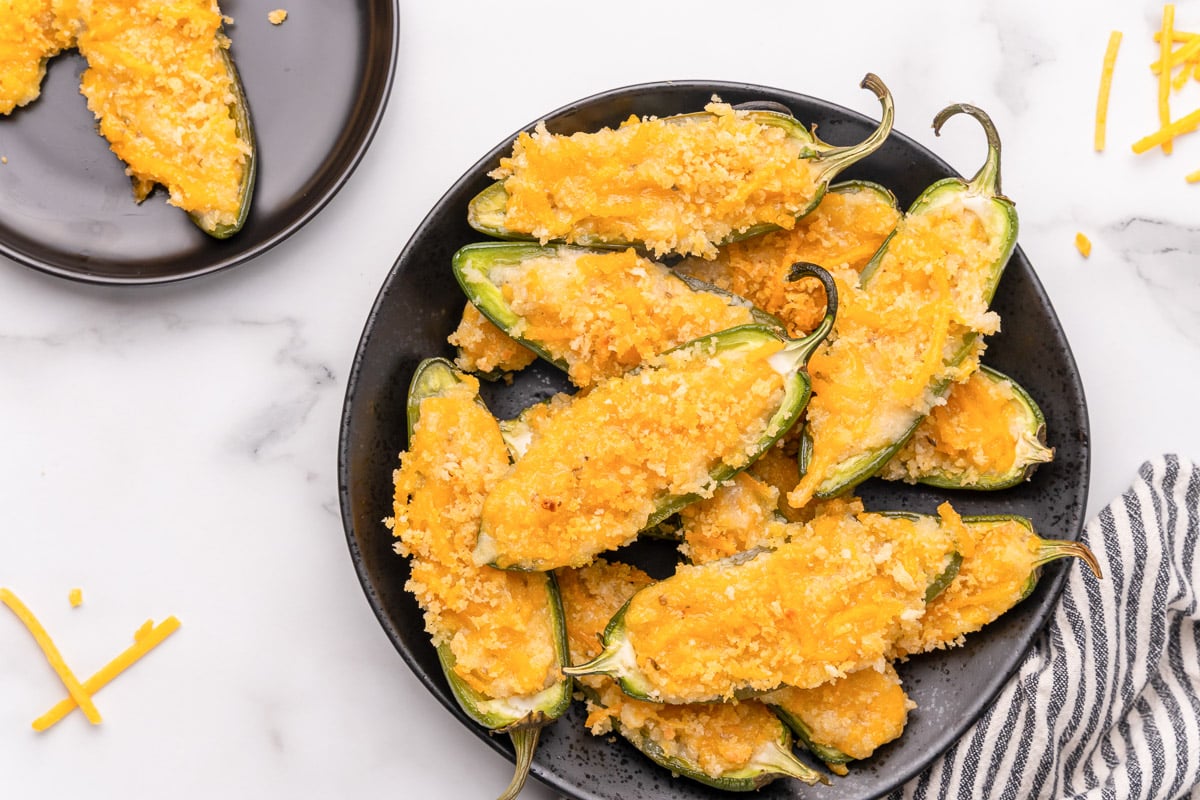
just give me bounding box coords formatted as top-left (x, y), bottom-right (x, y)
top-left (764, 663), bottom-right (913, 776)
top-left (475, 265), bottom-right (837, 572)
top-left (892, 515), bottom-right (1101, 657)
top-left (675, 181), bottom-right (902, 337)
top-left (388, 360), bottom-right (571, 800)
top-left (76, 0), bottom-right (256, 238)
top-left (790, 104), bottom-right (1018, 506)
top-left (564, 502), bottom-right (960, 703)
top-left (558, 560), bottom-right (827, 790)
top-left (452, 243), bottom-right (770, 388)
top-left (0, 0), bottom-right (77, 114)
top-left (879, 365), bottom-right (1054, 490)
top-left (469, 76), bottom-right (894, 259)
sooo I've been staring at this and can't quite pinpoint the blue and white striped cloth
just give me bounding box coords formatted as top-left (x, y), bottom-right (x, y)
top-left (894, 455), bottom-right (1200, 800)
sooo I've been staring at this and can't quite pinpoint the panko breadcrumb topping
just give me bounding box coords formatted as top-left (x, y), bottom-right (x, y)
top-left (0, 0), bottom-right (77, 114)
top-left (481, 247), bottom-right (756, 387)
top-left (448, 302), bottom-right (537, 376)
top-left (677, 186), bottom-right (901, 337)
top-left (893, 517), bottom-right (1041, 656)
top-left (789, 193), bottom-right (1006, 508)
top-left (267, 8), bottom-right (287, 24)
top-left (559, 560), bottom-right (793, 780)
top-left (390, 377), bottom-right (559, 700)
top-left (621, 499), bottom-right (957, 702)
top-left (77, 0), bottom-right (251, 229)
top-left (879, 368), bottom-right (1049, 485)
top-left (477, 336), bottom-right (787, 571)
top-left (765, 663), bottom-right (913, 767)
top-left (491, 102), bottom-right (819, 259)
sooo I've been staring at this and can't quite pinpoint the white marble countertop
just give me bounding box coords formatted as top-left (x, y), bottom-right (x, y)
top-left (3, 1), bottom-right (1199, 798)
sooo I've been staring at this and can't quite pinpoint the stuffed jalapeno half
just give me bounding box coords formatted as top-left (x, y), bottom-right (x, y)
top-left (878, 365), bottom-right (1054, 489)
top-left (389, 359), bottom-right (571, 800)
top-left (558, 559), bottom-right (828, 790)
top-left (474, 264), bottom-right (838, 572)
top-left (0, 1), bottom-right (77, 114)
top-left (892, 515), bottom-right (1101, 657)
top-left (468, 75), bottom-right (894, 259)
top-left (790, 104), bottom-right (1018, 506)
top-left (563, 501), bottom-right (961, 704)
top-left (75, 1), bottom-right (256, 238)
top-left (764, 663), bottom-right (914, 776)
top-left (452, 242), bottom-right (780, 388)
top-left (675, 180), bottom-right (901, 337)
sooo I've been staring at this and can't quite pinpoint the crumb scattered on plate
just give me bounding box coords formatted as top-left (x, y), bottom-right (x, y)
top-left (268, 9), bottom-right (288, 24)
top-left (69, 588), bottom-right (83, 608)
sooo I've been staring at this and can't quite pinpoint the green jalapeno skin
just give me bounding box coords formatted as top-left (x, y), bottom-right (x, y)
top-left (452, 241), bottom-right (785, 378)
top-left (799, 104), bottom-right (1019, 500)
top-left (879, 366), bottom-right (1054, 491)
top-left (474, 264), bottom-right (838, 572)
top-left (189, 45), bottom-right (256, 239)
top-left (403, 359), bottom-right (572, 796)
top-left (564, 505), bottom-right (960, 703)
top-left (467, 75), bottom-right (894, 251)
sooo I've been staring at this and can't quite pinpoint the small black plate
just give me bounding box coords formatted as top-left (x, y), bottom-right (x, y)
top-left (0, 0), bottom-right (398, 284)
top-left (338, 81), bottom-right (1090, 800)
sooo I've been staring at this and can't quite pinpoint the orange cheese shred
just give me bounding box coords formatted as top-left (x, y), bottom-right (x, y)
top-left (1095, 31), bottom-right (1123, 151)
top-left (1186, 168), bottom-right (1200, 183)
top-left (1159, 5), bottom-right (1176, 154)
top-left (68, 588), bottom-right (84, 608)
top-left (1075, 233), bottom-right (1093, 258)
top-left (33, 617), bottom-right (182, 732)
top-left (1132, 106), bottom-right (1200, 153)
top-left (0, 588), bottom-right (102, 725)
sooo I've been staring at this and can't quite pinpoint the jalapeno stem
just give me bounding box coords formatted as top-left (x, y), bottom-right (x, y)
top-left (932, 103), bottom-right (1003, 198)
top-left (812, 73), bottom-right (895, 182)
top-left (495, 727), bottom-right (540, 800)
top-left (773, 262), bottom-right (838, 371)
top-left (1034, 539), bottom-right (1103, 579)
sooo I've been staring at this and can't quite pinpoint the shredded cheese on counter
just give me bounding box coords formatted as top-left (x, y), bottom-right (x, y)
top-left (34, 617), bottom-right (182, 732)
top-left (0, 588), bottom-right (102, 725)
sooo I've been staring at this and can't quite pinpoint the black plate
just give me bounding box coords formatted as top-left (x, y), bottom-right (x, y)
top-left (0, 0), bottom-right (398, 284)
top-left (338, 81), bottom-right (1090, 800)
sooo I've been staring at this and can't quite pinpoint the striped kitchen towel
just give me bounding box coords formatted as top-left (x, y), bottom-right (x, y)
top-left (893, 455), bottom-right (1200, 800)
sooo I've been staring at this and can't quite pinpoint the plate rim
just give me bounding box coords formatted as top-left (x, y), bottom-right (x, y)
top-left (0, 0), bottom-right (400, 286)
top-left (337, 78), bottom-right (1091, 800)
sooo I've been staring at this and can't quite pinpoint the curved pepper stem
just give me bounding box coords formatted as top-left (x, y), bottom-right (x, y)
top-left (495, 726), bottom-right (541, 800)
top-left (778, 262), bottom-right (838, 366)
top-left (1033, 539), bottom-right (1103, 579)
top-left (932, 103), bottom-right (1004, 198)
top-left (812, 73), bottom-right (895, 181)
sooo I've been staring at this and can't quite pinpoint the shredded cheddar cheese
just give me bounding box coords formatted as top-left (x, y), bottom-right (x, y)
top-left (1159, 5), bottom-right (1176, 154)
top-left (68, 588), bottom-right (83, 608)
top-left (765, 663), bottom-right (914, 768)
top-left (618, 502), bottom-right (957, 702)
top-left (1075, 232), bottom-right (1093, 257)
top-left (0, 588), bottom-right (102, 725)
top-left (559, 560), bottom-right (794, 780)
top-left (76, 0), bottom-right (251, 229)
top-left (1187, 168), bottom-right (1200, 182)
top-left (1095, 31), bottom-right (1122, 151)
top-left (477, 336), bottom-right (787, 571)
top-left (390, 376), bottom-right (560, 700)
top-left (491, 103), bottom-right (820, 259)
top-left (0, 0), bottom-right (76, 114)
top-left (676, 186), bottom-right (901, 337)
top-left (789, 194), bottom-right (1002, 509)
top-left (34, 617), bottom-right (181, 732)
